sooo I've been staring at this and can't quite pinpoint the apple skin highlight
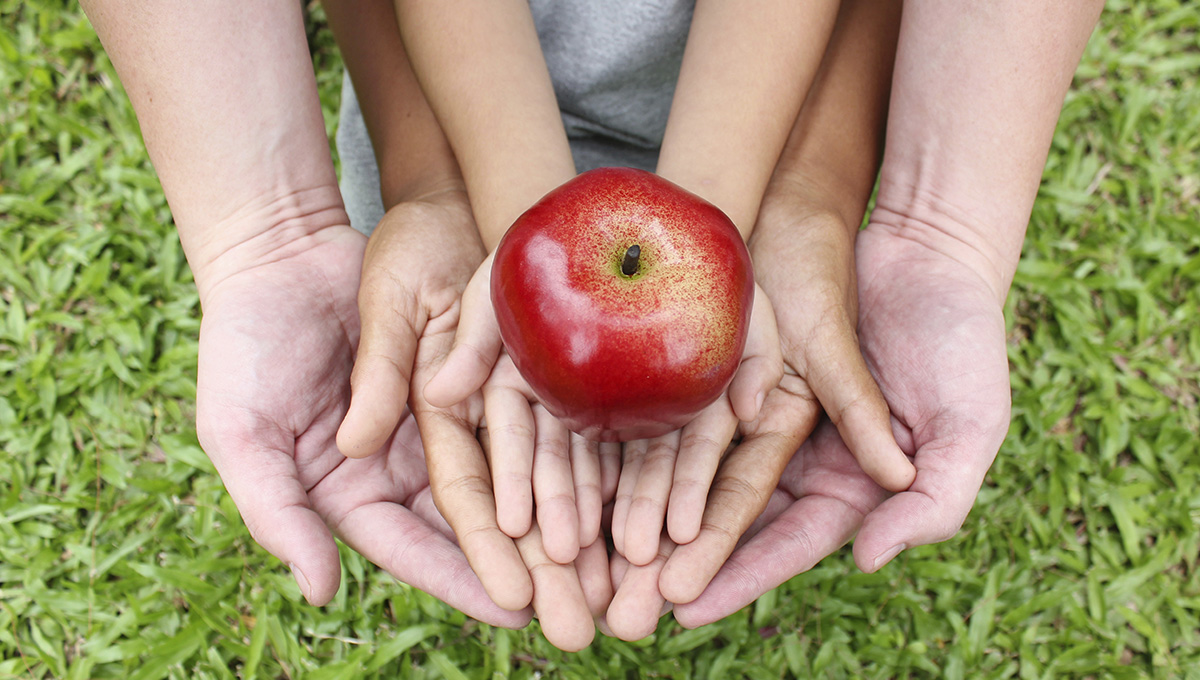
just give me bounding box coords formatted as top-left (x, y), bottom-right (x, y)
top-left (492, 167), bottom-right (753, 442)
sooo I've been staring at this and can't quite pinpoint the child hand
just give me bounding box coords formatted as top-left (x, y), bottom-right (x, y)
top-left (609, 284), bottom-right (784, 566)
top-left (333, 188), bottom-right (540, 612)
top-left (750, 187), bottom-right (916, 493)
top-left (423, 254), bottom-right (622, 564)
top-left (335, 187), bottom-right (485, 459)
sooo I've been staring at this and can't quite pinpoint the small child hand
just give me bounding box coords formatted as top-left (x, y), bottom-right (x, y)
top-left (425, 250), bottom-right (621, 564)
top-left (611, 285), bottom-right (784, 566)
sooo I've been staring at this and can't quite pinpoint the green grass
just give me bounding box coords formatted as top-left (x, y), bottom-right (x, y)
top-left (2, 0), bottom-right (1198, 677)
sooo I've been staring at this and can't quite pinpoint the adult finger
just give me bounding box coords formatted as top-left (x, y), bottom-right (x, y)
top-left (670, 422), bottom-right (892, 627)
top-left (199, 429), bottom-right (342, 606)
top-left (622, 431), bottom-right (681, 566)
top-left (672, 493), bottom-right (864, 628)
top-left (802, 306), bottom-right (915, 492)
top-left (852, 421), bottom-right (1005, 572)
top-left (516, 525), bottom-right (596, 652)
top-left (727, 286), bottom-right (784, 423)
top-left (417, 407), bottom-right (533, 611)
top-left (531, 405), bottom-right (579, 564)
top-left (659, 385), bottom-right (813, 605)
top-left (423, 255), bottom-right (502, 408)
top-left (666, 397), bottom-right (739, 545)
top-left (337, 276), bottom-right (422, 459)
top-left (330, 496), bottom-right (532, 628)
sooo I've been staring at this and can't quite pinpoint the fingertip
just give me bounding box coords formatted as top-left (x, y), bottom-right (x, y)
top-left (335, 402), bottom-right (395, 459)
top-left (852, 490), bottom-right (969, 574)
top-left (729, 360), bottom-right (778, 423)
top-left (290, 560), bottom-right (340, 606)
top-left (540, 615), bottom-right (596, 652)
top-left (849, 437), bottom-right (917, 494)
top-left (464, 534), bottom-right (534, 611)
top-left (497, 504), bottom-right (532, 540)
top-left (876, 458), bottom-right (918, 494)
top-left (577, 541), bottom-right (614, 617)
top-left (730, 386), bottom-right (760, 423)
top-left (484, 571), bottom-right (534, 612)
top-left (421, 361), bottom-right (467, 408)
top-left (621, 500), bottom-right (666, 566)
top-left (540, 522), bottom-right (581, 566)
top-left (577, 499), bottom-right (601, 549)
top-left (856, 542), bottom-right (907, 574)
top-left (666, 501), bottom-right (701, 546)
top-left (623, 531), bottom-right (660, 568)
top-left (658, 551), bottom-right (710, 605)
top-left (606, 589), bottom-right (666, 641)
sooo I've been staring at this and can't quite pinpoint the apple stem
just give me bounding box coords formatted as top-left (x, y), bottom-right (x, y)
top-left (621, 244), bottom-right (641, 277)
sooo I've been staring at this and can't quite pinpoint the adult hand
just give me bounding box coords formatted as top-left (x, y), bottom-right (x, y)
top-left (194, 222), bottom-right (527, 628)
top-left (672, 224), bottom-right (1012, 627)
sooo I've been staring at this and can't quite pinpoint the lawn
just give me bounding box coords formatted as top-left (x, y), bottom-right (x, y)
top-left (1, 0), bottom-right (1198, 678)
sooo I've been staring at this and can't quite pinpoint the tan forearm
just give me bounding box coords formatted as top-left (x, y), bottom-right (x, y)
top-left (324, 0), bottom-right (462, 208)
top-left (657, 0), bottom-right (841, 237)
top-left (766, 0), bottom-right (903, 233)
top-left (392, 0), bottom-right (575, 249)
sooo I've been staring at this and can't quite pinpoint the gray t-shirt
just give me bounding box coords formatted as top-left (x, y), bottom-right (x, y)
top-left (337, 0), bottom-right (694, 234)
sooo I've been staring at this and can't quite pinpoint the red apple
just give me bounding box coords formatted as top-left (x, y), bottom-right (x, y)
top-left (491, 167), bottom-right (753, 441)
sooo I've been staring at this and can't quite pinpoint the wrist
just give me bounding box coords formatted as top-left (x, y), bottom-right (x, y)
top-left (389, 174), bottom-right (468, 210)
top-left (185, 183), bottom-right (353, 301)
top-left (757, 165), bottom-right (867, 239)
top-left (867, 183), bottom-right (1020, 306)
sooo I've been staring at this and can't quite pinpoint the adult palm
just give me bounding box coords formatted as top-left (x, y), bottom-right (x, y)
top-left (193, 224), bottom-right (527, 628)
top-left (674, 226), bottom-right (1013, 627)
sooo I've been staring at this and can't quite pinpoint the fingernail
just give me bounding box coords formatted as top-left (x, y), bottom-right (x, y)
top-left (754, 391), bottom-right (766, 417)
top-left (873, 543), bottom-right (906, 572)
top-left (289, 563), bottom-right (312, 603)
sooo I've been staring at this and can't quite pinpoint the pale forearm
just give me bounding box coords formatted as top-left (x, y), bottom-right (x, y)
top-left (324, 0), bottom-right (461, 208)
top-left (81, 1), bottom-right (347, 297)
top-left (392, 0), bottom-right (575, 249)
top-left (657, 0), bottom-right (841, 236)
top-left (872, 0), bottom-right (1104, 303)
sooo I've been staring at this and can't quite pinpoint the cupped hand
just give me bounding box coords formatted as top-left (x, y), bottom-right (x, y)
top-left (193, 223), bottom-right (527, 628)
top-left (334, 188), bottom-right (485, 457)
top-left (610, 283), bottom-right (785, 567)
top-left (609, 180), bottom-right (913, 581)
top-left (430, 250), bottom-right (784, 567)
top-left (420, 255), bottom-right (606, 563)
top-left (671, 224), bottom-right (1012, 627)
top-left (342, 193), bottom-right (608, 640)
top-left (332, 187), bottom-right (538, 611)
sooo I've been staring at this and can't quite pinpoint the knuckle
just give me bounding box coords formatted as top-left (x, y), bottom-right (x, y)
top-left (697, 518), bottom-right (743, 548)
top-left (489, 420), bottom-right (535, 446)
top-left (709, 474), bottom-right (768, 512)
top-left (679, 430), bottom-right (725, 457)
top-left (438, 472), bottom-right (495, 505)
top-left (641, 442), bottom-right (680, 471)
